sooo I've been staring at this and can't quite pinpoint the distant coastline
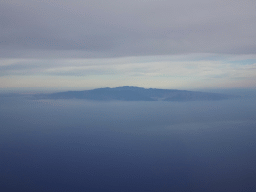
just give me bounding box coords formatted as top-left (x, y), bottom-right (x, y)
top-left (34, 86), bottom-right (232, 101)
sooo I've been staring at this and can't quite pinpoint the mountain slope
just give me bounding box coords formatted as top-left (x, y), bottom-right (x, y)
top-left (34, 86), bottom-right (231, 101)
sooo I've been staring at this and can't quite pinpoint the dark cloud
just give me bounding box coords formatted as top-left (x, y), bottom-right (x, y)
top-left (1, 0), bottom-right (256, 58)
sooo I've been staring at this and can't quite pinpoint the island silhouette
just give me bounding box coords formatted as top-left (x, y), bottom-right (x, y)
top-left (35, 86), bottom-right (231, 101)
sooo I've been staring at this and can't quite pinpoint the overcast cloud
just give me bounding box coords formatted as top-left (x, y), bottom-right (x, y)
top-left (1, 0), bottom-right (256, 89)
top-left (1, 0), bottom-right (256, 58)
top-left (1, 55), bottom-right (255, 89)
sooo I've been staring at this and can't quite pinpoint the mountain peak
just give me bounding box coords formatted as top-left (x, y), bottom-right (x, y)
top-left (35, 86), bottom-right (231, 101)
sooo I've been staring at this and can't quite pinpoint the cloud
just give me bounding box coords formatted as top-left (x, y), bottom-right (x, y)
top-left (1, 1), bottom-right (256, 89)
top-left (1, 0), bottom-right (256, 58)
top-left (1, 54), bottom-right (255, 88)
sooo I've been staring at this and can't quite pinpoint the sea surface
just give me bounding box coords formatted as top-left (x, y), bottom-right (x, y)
top-left (1, 96), bottom-right (256, 192)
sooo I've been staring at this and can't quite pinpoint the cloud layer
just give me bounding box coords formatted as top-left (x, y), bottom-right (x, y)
top-left (1, 1), bottom-right (256, 89)
top-left (1, 55), bottom-right (255, 89)
top-left (1, 0), bottom-right (256, 58)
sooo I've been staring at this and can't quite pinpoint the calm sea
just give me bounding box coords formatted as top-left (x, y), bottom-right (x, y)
top-left (1, 96), bottom-right (256, 192)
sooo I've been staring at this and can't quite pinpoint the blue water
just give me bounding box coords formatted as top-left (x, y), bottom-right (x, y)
top-left (1, 97), bottom-right (256, 191)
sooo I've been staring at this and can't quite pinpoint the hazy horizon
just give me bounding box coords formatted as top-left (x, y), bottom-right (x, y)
top-left (1, 1), bottom-right (256, 191)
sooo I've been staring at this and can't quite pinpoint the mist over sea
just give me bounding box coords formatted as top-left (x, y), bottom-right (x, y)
top-left (1, 95), bottom-right (256, 192)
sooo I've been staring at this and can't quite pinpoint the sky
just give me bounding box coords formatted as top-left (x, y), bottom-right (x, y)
top-left (1, 0), bottom-right (256, 90)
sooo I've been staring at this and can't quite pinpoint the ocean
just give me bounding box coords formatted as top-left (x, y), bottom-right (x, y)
top-left (1, 96), bottom-right (256, 192)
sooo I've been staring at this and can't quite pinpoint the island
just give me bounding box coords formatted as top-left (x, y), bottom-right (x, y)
top-left (34, 86), bottom-right (232, 101)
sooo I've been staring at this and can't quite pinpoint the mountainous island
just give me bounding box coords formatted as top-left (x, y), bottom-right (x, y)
top-left (34, 86), bottom-right (231, 101)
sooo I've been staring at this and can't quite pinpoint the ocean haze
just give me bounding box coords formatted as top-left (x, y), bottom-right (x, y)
top-left (1, 94), bottom-right (256, 191)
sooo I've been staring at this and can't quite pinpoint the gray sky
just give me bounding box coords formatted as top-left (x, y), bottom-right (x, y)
top-left (1, 0), bottom-right (256, 89)
top-left (1, 0), bottom-right (256, 58)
